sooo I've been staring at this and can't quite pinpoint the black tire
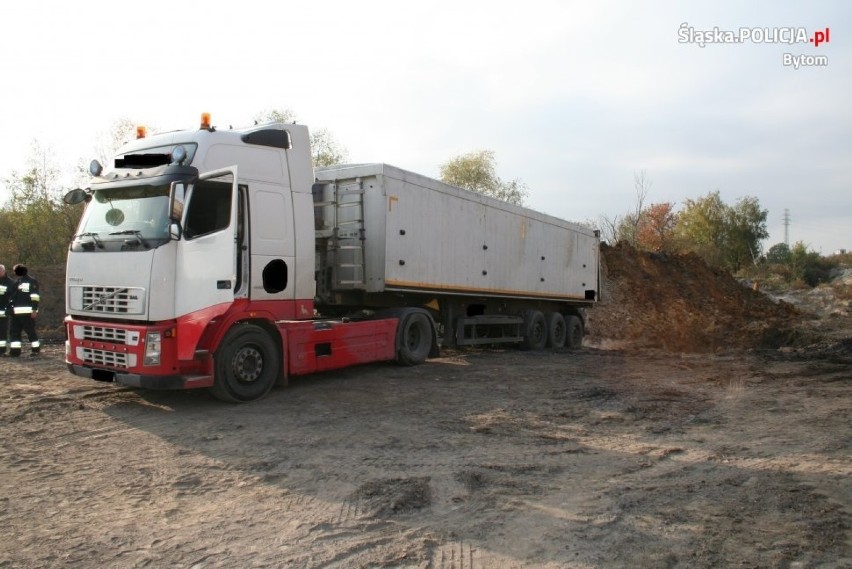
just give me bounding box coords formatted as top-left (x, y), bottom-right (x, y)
top-left (546, 312), bottom-right (567, 349)
top-left (565, 315), bottom-right (584, 350)
top-left (520, 310), bottom-right (547, 351)
top-left (396, 311), bottom-right (433, 366)
top-left (211, 324), bottom-right (279, 403)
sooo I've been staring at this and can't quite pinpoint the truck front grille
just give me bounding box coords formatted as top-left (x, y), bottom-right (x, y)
top-left (81, 326), bottom-right (126, 343)
top-left (69, 286), bottom-right (145, 315)
top-left (72, 325), bottom-right (141, 346)
top-left (77, 348), bottom-right (137, 369)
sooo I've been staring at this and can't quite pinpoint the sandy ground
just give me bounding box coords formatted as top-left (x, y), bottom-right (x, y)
top-left (1, 340), bottom-right (849, 568)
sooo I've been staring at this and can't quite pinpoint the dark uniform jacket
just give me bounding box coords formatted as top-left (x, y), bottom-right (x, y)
top-left (8, 274), bottom-right (40, 316)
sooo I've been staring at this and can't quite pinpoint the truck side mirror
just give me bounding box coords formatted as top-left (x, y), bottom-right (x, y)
top-left (169, 182), bottom-right (187, 222)
top-left (63, 188), bottom-right (90, 205)
top-left (168, 182), bottom-right (189, 241)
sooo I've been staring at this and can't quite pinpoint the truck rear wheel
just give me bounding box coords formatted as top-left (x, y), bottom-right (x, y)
top-left (546, 312), bottom-right (567, 349)
top-left (565, 315), bottom-right (584, 350)
top-left (521, 310), bottom-right (547, 350)
top-left (211, 323), bottom-right (279, 403)
top-left (396, 311), bottom-right (433, 366)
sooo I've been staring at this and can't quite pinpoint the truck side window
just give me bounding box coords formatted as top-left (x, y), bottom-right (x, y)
top-left (183, 181), bottom-right (232, 239)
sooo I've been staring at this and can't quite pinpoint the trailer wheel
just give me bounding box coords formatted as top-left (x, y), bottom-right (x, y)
top-left (565, 315), bottom-right (584, 350)
top-left (546, 312), bottom-right (567, 349)
top-left (521, 310), bottom-right (547, 350)
top-left (211, 324), bottom-right (279, 403)
top-left (397, 311), bottom-right (433, 366)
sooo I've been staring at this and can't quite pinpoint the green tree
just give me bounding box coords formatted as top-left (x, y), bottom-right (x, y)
top-left (439, 150), bottom-right (528, 206)
top-left (726, 196), bottom-right (769, 269)
top-left (766, 242), bottom-right (791, 264)
top-left (254, 109), bottom-right (348, 167)
top-left (309, 127), bottom-right (349, 168)
top-left (675, 191), bottom-right (728, 265)
top-left (675, 191), bottom-right (768, 271)
top-left (612, 212), bottom-right (638, 245)
top-left (7, 141), bottom-right (61, 207)
top-left (789, 242), bottom-right (836, 286)
top-left (1, 141), bottom-right (83, 265)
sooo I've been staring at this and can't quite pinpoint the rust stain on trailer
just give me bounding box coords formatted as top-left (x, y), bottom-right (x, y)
top-left (384, 279), bottom-right (588, 301)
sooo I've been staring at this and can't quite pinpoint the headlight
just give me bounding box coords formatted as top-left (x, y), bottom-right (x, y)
top-left (144, 332), bottom-right (161, 366)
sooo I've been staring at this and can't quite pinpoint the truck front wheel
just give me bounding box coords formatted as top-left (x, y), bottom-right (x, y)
top-left (211, 324), bottom-right (279, 403)
top-left (396, 311), bottom-right (433, 366)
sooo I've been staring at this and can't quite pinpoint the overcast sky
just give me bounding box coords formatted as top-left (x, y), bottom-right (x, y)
top-left (1, 0), bottom-right (849, 253)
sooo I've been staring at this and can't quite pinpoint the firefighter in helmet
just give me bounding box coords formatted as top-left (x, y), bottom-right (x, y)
top-left (7, 264), bottom-right (40, 357)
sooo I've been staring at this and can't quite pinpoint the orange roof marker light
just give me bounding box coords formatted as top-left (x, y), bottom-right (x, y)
top-left (200, 112), bottom-right (212, 130)
top-left (136, 125), bottom-right (147, 139)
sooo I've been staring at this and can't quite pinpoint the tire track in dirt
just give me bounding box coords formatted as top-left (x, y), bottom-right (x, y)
top-left (3, 345), bottom-right (850, 567)
top-left (431, 540), bottom-right (480, 568)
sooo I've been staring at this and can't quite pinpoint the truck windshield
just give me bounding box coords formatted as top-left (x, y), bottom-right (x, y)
top-left (74, 184), bottom-right (171, 250)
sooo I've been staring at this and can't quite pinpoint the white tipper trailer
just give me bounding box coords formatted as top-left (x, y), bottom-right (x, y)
top-left (63, 116), bottom-right (599, 402)
top-left (312, 163), bottom-right (600, 349)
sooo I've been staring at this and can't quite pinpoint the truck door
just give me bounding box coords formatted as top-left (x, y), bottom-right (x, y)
top-left (174, 167), bottom-right (240, 318)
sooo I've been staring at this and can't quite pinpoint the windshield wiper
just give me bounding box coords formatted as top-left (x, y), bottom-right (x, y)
top-left (109, 230), bottom-right (150, 249)
top-left (76, 232), bottom-right (104, 249)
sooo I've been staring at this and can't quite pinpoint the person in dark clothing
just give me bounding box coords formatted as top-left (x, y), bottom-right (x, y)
top-left (7, 264), bottom-right (40, 357)
top-left (0, 264), bottom-right (14, 356)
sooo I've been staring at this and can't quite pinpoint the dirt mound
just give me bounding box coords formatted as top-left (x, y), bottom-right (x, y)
top-left (588, 243), bottom-right (801, 352)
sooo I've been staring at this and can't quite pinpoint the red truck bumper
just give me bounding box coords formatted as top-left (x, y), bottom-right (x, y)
top-left (64, 317), bottom-right (214, 390)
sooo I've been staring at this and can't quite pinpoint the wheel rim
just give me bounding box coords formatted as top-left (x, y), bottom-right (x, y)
top-left (406, 323), bottom-right (422, 351)
top-left (568, 322), bottom-right (582, 348)
top-left (232, 345), bottom-right (263, 384)
top-left (532, 322), bottom-right (545, 345)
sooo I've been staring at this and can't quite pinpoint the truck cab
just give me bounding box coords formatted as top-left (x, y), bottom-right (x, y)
top-left (64, 118), bottom-right (330, 400)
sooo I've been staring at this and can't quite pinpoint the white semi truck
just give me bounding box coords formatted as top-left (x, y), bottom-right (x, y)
top-left (63, 115), bottom-right (600, 402)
